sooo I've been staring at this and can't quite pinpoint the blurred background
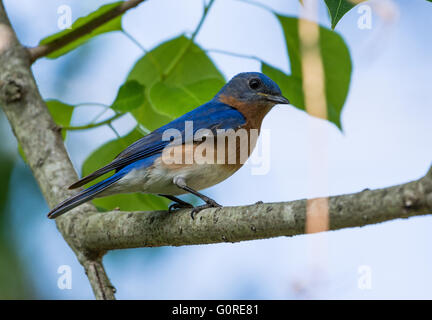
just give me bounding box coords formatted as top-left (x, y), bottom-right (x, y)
top-left (1, 0), bottom-right (432, 299)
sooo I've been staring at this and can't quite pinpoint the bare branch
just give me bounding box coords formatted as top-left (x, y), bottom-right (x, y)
top-left (27, 0), bottom-right (147, 63)
top-left (67, 169), bottom-right (432, 251)
top-left (82, 254), bottom-right (116, 300)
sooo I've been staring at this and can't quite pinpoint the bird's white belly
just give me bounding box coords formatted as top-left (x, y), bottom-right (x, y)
top-left (106, 160), bottom-right (239, 196)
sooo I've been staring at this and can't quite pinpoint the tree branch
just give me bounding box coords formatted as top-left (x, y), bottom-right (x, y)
top-left (27, 0), bottom-right (147, 63)
top-left (0, 1), bottom-right (115, 299)
top-left (65, 169), bottom-right (432, 251)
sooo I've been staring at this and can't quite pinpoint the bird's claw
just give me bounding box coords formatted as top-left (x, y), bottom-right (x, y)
top-left (169, 202), bottom-right (193, 213)
top-left (190, 201), bottom-right (222, 220)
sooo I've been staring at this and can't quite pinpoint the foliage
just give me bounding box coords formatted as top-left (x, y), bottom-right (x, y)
top-left (263, 15), bottom-right (352, 130)
top-left (111, 81), bottom-right (145, 113)
top-left (39, 2), bottom-right (123, 58)
top-left (127, 36), bottom-right (225, 128)
top-left (324, 0), bottom-right (365, 29)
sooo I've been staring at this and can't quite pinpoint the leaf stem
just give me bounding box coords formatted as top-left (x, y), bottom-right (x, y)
top-left (206, 48), bottom-right (264, 62)
top-left (161, 0), bottom-right (215, 79)
top-left (191, 0), bottom-right (216, 41)
top-left (137, 123), bottom-right (151, 135)
top-left (63, 113), bottom-right (123, 131)
top-left (232, 0), bottom-right (275, 13)
top-left (75, 102), bottom-right (110, 108)
top-left (108, 123), bottom-right (121, 139)
top-left (122, 30), bottom-right (148, 53)
top-left (122, 30), bottom-right (163, 77)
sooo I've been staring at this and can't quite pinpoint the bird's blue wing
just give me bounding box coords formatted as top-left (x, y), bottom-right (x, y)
top-left (69, 100), bottom-right (245, 189)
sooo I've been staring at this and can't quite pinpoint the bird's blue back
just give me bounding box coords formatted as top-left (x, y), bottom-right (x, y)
top-left (159, 99), bottom-right (246, 132)
top-left (114, 100), bottom-right (246, 169)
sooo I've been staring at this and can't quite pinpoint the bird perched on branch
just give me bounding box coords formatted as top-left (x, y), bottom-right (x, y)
top-left (47, 72), bottom-right (289, 219)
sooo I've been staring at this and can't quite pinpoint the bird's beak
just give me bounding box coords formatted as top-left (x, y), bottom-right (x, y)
top-left (259, 93), bottom-right (290, 105)
top-left (268, 95), bottom-right (290, 105)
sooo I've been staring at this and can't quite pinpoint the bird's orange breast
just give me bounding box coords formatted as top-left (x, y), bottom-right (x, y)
top-left (217, 94), bottom-right (273, 131)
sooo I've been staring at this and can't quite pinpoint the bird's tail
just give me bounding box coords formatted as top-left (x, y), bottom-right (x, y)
top-left (47, 171), bottom-right (125, 219)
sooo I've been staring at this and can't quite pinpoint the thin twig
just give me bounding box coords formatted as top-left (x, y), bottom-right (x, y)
top-left (161, 0), bottom-right (215, 79)
top-left (27, 0), bottom-right (148, 63)
top-left (63, 113), bottom-right (123, 131)
top-left (206, 48), bottom-right (264, 62)
top-left (233, 0), bottom-right (275, 13)
top-left (122, 30), bottom-right (148, 53)
top-left (83, 258), bottom-right (116, 300)
top-left (191, 0), bottom-right (215, 40)
top-left (122, 29), bottom-right (163, 76)
top-left (108, 123), bottom-right (121, 139)
top-left (75, 102), bottom-right (109, 108)
top-left (89, 104), bottom-right (112, 124)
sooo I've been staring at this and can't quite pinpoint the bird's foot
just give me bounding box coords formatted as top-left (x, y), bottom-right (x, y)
top-left (169, 202), bottom-right (193, 213)
top-left (190, 200), bottom-right (221, 220)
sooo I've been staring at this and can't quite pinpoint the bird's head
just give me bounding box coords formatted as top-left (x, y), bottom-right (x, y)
top-left (215, 72), bottom-right (290, 108)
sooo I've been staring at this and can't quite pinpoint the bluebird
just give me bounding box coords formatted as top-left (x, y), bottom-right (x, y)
top-left (47, 72), bottom-right (289, 219)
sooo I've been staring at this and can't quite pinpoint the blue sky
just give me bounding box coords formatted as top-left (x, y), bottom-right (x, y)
top-left (2, 0), bottom-right (432, 299)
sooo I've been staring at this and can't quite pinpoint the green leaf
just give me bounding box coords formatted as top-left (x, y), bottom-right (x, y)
top-left (18, 100), bottom-right (74, 162)
top-left (263, 16), bottom-right (352, 129)
top-left (39, 2), bottom-right (123, 59)
top-left (324, 0), bottom-right (365, 29)
top-left (126, 36), bottom-right (225, 130)
top-left (46, 100), bottom-right (74, 139)
top-left (262, 64), bottom-right (304, 111)
top-left (81, 127), bottom-right (169, 211)
top-left (149, 78), bottom-right (225, 118)
top-left (111, 80), bottom-right (145, 113)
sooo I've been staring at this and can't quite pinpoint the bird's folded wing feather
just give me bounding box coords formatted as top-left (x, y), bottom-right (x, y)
top-left (68, 101), bottom-right (245, 189)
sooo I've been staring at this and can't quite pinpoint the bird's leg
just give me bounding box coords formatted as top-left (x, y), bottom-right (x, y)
top-left (173, 177), bottom-right (221, 219)
top-left (159, 194), bottom-right (193, 213)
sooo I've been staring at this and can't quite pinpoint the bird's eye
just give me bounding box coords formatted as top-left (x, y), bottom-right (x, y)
top-left (249, 78), bottom-right (261, 90)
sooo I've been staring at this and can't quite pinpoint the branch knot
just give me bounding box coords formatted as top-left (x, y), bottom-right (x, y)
top-left (1, 75), bottom-right (24, 103)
